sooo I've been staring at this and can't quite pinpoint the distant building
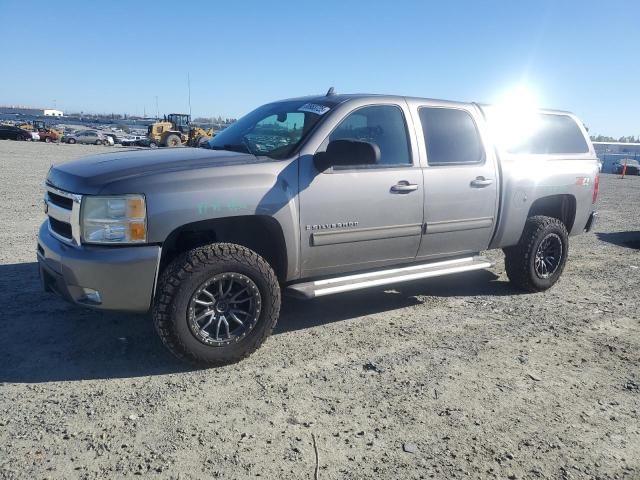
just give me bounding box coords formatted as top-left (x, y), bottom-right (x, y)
top-left (0, 106), bottom-right (64, 117)
top-left (593, 141), bottom-right (640, 173)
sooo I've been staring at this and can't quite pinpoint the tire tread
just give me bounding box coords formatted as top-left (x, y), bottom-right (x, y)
top-left (504, 215), bottom-right (568, 292)
top-left (152, 243), bottom-right (280, 367)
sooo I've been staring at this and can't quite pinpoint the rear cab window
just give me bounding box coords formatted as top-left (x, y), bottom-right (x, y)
top-left (506, 114), bottom-right (589, 154)
top-left (484, 108), bottom-right (590, 155)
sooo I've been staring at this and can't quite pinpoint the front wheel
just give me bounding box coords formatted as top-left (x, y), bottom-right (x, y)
top-left (504, 215), bottom-right (569, 292)
top-left (153, 243), bottom-right (281, 367)
top-left (164, 134), bottom-right (181, 147)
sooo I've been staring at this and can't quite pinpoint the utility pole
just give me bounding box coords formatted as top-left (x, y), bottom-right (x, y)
top-left (187, 73), bottom-right (192, 118)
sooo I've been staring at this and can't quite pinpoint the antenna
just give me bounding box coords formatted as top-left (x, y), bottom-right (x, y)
top-left (155, 96), bottom-right (159, 120)
top-left (326, 86), bottom-right (335, 96)
top-left (187, 73), bottom-right (192, 118)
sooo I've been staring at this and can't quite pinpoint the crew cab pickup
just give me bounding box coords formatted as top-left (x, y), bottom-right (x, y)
top-left (38, 92), bottom-right (599, 366)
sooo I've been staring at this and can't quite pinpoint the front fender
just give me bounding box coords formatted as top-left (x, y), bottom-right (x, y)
top-left (115, 158), bottom-right (302, 281)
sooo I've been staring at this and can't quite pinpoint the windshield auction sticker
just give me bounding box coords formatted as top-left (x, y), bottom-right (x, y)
top-left (298, 103), bottom-right (331, 115)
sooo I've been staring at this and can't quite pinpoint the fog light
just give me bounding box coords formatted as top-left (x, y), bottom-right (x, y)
top-left (79, 288), bottom-right (102, 305)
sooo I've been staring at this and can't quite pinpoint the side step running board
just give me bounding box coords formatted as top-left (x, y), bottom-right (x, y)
top-left (286, 256), bottom-right (495, 299)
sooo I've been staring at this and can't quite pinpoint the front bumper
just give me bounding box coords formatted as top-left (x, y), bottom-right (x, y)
top-left (37, 222), bottom-right (161, 313)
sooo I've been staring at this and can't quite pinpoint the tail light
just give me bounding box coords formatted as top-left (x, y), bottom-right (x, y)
top-left (592, 174), bottom-right (600, 204)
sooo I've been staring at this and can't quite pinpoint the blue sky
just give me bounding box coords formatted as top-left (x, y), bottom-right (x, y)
top-left (1, 0), bottom-right (637, 136)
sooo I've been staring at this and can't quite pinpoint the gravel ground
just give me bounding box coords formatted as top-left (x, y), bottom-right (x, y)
top-left (1, 141), bottom-right (639, 480)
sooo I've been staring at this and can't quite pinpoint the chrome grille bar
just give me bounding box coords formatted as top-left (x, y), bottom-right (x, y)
top-left (45, 184), bottom-right (82, 246)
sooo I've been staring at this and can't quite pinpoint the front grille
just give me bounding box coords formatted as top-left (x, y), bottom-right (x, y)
top-left (47, 191), bottom-right (74, 209)
top-left (49, 217), bottom-right (72, 239)
top-left (45, 185), bottom-right (81, 244)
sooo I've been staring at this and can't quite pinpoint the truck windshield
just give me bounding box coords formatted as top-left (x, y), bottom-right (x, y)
top-left (206, 100), bottom-right (333, 159)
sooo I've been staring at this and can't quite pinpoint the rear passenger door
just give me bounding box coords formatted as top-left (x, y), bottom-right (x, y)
top-left (414, 104), bottom-right (498, 259)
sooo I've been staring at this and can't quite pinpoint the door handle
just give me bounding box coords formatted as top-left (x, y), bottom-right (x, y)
top-left (391, 181), bottom-right (418, 193)
top-left (470, 177), bottom-right (493, 188)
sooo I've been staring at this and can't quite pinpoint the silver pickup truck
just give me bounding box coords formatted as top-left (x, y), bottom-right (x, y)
top-left (38, 92), bottom-right (599, 366)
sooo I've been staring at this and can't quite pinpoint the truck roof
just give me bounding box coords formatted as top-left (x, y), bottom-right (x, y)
top-left (281, 93), bottom-right (574, 116)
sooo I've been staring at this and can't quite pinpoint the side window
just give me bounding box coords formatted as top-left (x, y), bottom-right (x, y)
top-left (329, 105), bottom-right (411, 167)
top-left (419, 107), bottom-right (483, 166)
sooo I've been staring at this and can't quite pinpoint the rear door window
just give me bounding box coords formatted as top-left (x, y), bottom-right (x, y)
top-left (419, 107), bottom-right (484, 166)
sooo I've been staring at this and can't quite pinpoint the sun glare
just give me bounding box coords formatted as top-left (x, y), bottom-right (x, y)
top-left (487, 85), bottom-right (542, 152)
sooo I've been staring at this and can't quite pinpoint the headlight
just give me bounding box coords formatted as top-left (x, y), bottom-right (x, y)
top-left (81, 195), bottom-right (147, 244)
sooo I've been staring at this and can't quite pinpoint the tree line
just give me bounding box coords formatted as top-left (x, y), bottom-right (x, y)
top-left (590, 135), bottom-right (639, 143)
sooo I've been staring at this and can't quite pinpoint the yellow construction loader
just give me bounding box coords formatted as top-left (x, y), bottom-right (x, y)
top-left (147, 113), bottom-right (213, 147)
top-left (17, 120), bottom-right (63, 142)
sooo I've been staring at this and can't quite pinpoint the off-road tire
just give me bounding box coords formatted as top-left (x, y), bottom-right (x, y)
top-left (153, 243), bottom-right (281, 367)
top-left (504, 215), bottom-right (569, 292)
top-left (164, 134), bottom-right (181, 147)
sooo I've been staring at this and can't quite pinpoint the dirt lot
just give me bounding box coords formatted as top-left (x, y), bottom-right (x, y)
top-left (0, 140), bottom-right (638, 480)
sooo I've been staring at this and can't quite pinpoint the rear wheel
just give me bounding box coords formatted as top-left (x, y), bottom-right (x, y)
top-left (153, 243), bottom-right (281, 367)
top-left (68, 138), bottom-right (76, 144)
top-left (95, 139), bottom-right (104, 145)
top-left (44, 136), bottom-right (52, 143)
top-left (164, 134), bottom-right (181, 147)
top-left (504, 215), bottom-right (569, 292)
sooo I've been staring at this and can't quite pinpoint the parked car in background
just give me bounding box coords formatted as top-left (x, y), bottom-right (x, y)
top-left (0, 124), bottom-right (38, 141)
top-left (121, 137), bottom-right (157, 148)
top-left (62, 130), bottom-right (109, 145)
top-left (103, 133), bottom-right (120, 144)
top-left (37, 129), bottom-right (59, 143)
top-left (614, 158), bottom-right (640, 175)
top-left (121, 135), bottom-right (147, 146)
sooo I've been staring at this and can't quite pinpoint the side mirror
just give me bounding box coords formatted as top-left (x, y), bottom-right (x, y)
top-left (314, 139), bottom-right (380, 171)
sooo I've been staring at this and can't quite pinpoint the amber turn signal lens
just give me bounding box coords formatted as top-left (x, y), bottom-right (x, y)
top-left (127, 197), bottom-right (146, 219)
top-left (129, 222), bottom-right (146, 241)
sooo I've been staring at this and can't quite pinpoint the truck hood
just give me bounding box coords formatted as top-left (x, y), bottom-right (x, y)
top-left (47, 147), bottom-right (268, 194)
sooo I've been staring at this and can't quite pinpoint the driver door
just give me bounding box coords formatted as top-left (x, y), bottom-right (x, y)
top-left (298, 102), bottom-right (424, 278)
